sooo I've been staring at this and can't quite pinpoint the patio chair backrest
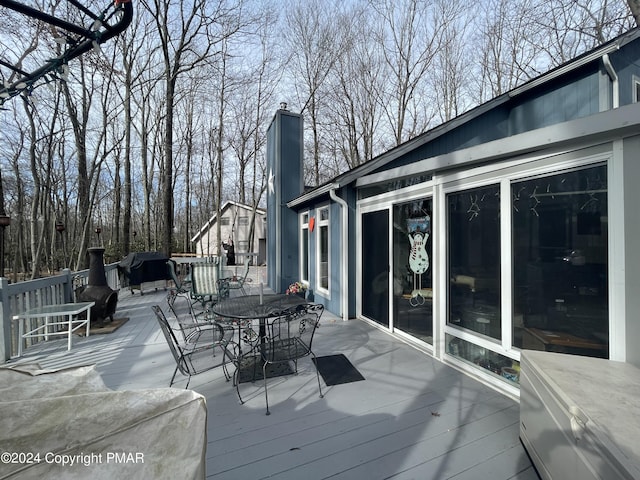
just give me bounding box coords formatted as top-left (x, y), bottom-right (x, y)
top-left (224, 255), bottom-right (252, 295)
top-left (166, 260), bottom-right (187, 293)
top-left (165, 293), bottom-right (199, 343)
top-left (266, 303), bottom-right (323, 361)
top-left (191, 263), bottom-right (221, 296)
top-left (166, 292), bottom-right (232, 345)
top-left (258, 303), bottom-right (324, 414)
top-left (152, 304), bottom-right (233, 388)
top-left (152, 305), bottom-right (186, 371)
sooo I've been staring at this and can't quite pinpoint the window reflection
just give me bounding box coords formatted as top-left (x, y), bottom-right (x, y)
top-left (512, 165), bottom-right (608, 358)
top-left (447, 185), bottom-right (501, 342)
top-left (446, 334), bottom-right (520, 385)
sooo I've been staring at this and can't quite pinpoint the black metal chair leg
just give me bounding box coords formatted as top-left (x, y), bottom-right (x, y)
top-left (169, 365), bottom-right (179, 387)
top-left (264, 362), bottom-right (270, 415)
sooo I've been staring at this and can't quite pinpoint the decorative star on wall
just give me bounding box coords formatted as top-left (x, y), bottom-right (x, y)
top-left (268, 168), bottom-right (275, 195)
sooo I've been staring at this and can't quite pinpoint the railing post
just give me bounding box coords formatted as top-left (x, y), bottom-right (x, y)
top-left (0, 276), bottom-right (11, 362)
top-left (62, 268), bottom-right (73, 303)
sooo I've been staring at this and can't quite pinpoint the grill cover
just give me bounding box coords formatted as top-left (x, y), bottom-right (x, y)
top-left (118, 251), bottom-right (170, 287)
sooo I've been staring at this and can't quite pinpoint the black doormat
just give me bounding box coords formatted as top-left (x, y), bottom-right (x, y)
top-left (312, 354), bottom-right (365, 386)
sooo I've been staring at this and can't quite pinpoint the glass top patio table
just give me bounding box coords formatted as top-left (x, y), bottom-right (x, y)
top-left (210, 294), bottom-right (308, 320)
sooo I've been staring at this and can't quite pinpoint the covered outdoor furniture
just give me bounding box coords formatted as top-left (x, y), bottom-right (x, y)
top-left (152, 305), bottom-right (234, 388)
top-left (260, 304), bottom-right (324, 415)
top-left (0, 363), bottom-right (207, 479)
top-left (520, 350), bottom-right (640, 480)
top-left (118, 251), bottom-right (171, 295)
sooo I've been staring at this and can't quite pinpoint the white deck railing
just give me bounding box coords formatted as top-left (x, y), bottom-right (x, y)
top-left (0, 255), bottom-right (259, 362)
top-left (0, 263), bottom-right (121, 361)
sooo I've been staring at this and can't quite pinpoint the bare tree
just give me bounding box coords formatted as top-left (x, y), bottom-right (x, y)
top-left (115, 9), bottom-right (158, 256)
top-left (431, 0), bottom-right (472, 123)
top-left (141, 0), bottom-right (242, 256)
top-left (285, 0), bottom-right (349, 185)
top-left (323, 2), bottom-right (383, 169)
top-left (369, 0), bottom-right (444, 145)
top-left (531, 0), bottom-right (634, 66)
top-left (629, 0), bottom-right (640, 25)
top-left (472, 0), bottom-right (540, 102)
top-left (22, 98), bottom-right (46, 278)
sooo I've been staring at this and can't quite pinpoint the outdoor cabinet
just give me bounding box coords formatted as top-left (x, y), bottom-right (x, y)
top-left (519, 350), bottom-right (640, 480)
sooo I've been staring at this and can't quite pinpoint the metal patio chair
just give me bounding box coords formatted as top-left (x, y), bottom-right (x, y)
top-left (190, 262), bottom-right (229, 309)
top-left (167, 259), bottom-right (190, 297)
top-left (152, 305), bottom-right (234, 388)
top-left (223, 255), bottom-right (252, 295)
top-left (165, 291), bottom-right (226, 347)
top-left (259, 303), bottom-right (324, 415)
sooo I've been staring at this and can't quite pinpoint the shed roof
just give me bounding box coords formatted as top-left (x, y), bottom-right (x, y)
top-left (190, 201), bottom-right (266, 243)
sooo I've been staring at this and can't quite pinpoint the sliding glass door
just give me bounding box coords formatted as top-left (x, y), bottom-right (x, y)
top-left (361, 210), bottom-right (389, 326)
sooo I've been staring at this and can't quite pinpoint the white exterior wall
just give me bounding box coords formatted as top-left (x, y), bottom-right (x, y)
top-left (193, 203), bottom-right (266, 258)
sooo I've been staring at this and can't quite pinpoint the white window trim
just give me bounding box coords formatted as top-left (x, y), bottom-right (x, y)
top-left (356, 184), bottom-right (435, 337)
top-left (299, 211), bottom-right (310, 285)
top-left (633, 74), bottom-right (640, 103)
top-left (316, 205), bottom-right (330, 296)
top-left (434, 148), bottom-right (614, 397)
top-left (439, 149), bottom-right (612, 363)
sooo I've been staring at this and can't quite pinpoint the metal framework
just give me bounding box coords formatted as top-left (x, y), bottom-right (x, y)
top-left (0, 0), bottom-right (133, 106)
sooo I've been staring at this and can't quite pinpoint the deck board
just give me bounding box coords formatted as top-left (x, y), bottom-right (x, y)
top-left (5, 288), bottom-right (538, 480)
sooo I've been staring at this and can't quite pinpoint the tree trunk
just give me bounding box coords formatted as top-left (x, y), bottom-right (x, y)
top-left (628, 0), bottom-right (640, 26)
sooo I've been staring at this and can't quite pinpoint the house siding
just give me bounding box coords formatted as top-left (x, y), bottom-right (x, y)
top-left (612, 40), bottom-right (640, 105)
top-left (509, 64), bottom-right (601, 135)
top-left (266, 109), bottom-right (304, 293)
top-left (270, 30), bottom-right (640, 398)
top-left (192, 202), bottom-right (265, 258)
top-left (623, 134), bottom-right (640, 367)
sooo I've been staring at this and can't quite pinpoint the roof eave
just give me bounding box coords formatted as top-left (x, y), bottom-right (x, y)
top-left (286, 27), bottom-right (640, 205)
top-left (287, 183), bottom-right (341, 208)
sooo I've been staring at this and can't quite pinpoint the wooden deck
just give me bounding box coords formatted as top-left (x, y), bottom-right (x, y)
top-left (6, 287), bottom-right (539, 480)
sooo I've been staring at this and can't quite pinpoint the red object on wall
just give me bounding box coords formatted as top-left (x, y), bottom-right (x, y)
top-left (309, 217), bottom-right (315, 232)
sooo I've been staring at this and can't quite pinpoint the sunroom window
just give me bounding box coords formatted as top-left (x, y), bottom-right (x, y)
top-left (512, 164), bottom-right (608, 358)
top-left (447, 185), bottom-right (502, 341)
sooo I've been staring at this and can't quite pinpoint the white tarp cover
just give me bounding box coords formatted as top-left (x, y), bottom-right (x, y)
top-left (0, 363), bottom-right (207, 479)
